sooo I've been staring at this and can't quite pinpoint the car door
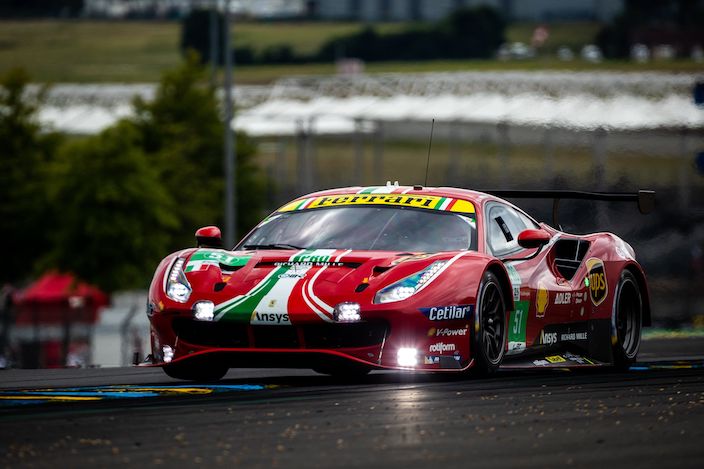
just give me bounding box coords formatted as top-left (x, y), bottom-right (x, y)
top-left (484, 202), bottom-right (573, 356)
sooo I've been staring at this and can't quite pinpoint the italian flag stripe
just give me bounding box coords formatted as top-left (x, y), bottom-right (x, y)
top-left (433, 197), bottom-right (448, 210)
top-left (294, 198), bottom-right (312, 210)
top-left (357, 187), bottom-right (379, 194)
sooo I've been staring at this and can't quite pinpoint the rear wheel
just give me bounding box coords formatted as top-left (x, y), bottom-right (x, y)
top-left (163, 361), bottom-right (229, 382)
top-left (470, 271), bottom-right (507, 376)
top-left (612, 270), bottom-right (643, 370)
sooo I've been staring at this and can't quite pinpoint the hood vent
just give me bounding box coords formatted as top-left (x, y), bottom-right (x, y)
top-left (219, 263), bottom-right (245, 272)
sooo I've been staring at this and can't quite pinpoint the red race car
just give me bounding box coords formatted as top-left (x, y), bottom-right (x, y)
top-left (146, 184), bottom-right (655, 380)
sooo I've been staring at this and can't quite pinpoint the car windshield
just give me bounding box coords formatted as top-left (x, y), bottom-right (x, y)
top-left (238, 206), bottom-right (476, 252)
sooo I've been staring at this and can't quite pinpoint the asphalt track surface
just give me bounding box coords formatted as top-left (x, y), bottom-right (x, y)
top-left (1, 338), bottom-right (703, 468)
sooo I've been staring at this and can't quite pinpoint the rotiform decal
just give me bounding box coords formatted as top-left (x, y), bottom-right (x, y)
top-left (586, 257), bottom-right (608, 306)
top-left (428, 342), bottom-right (456, 353)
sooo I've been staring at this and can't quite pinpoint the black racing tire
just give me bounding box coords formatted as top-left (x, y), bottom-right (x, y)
top-left (313, 362), bottom-right (371, 378)
top-left (470, 270), bottom-right (508, 377)
top-left (162, 361), bottom-right (229, 382)
top-left (612, 270), bottom-right (643, 371)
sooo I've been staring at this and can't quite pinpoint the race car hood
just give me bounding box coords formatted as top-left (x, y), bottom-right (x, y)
top-left (170, 247), bottom-right (480, 325)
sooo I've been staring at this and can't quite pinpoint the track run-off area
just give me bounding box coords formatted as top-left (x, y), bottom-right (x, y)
top-left (1, 337), bottom-right (703, 468)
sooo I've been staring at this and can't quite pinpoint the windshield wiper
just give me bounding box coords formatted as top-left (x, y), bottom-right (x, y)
top-left (242, 243), bottom-right (307, 250)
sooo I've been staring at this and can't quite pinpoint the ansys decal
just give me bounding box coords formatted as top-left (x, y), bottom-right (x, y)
top-left (213, 249), bottom-right (337, 323)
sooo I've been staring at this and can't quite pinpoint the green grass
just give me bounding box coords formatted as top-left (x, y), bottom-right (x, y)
top-left (234, 21), bottom-right (406, 56)
top-left (1, 20), bottom-right (703, 84)
top-left (0, 20), bottom-right (180, 83)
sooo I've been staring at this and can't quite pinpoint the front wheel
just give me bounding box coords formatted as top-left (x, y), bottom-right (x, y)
top-left (612, 270), bottom-right (643, 370)
top-left (470, 271), bottom-right (508, 376)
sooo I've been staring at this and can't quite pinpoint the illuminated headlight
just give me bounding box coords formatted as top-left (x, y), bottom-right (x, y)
top-left (374, 261), bottom-right (447, 304)
top-left (193, 301), bottom-right (215, 321)
top-left (165, 257), bottom-right (191, 303)
top-left (162, 345), bottom-right (174, 363)
top-left (397, 347), bottom-right (418, 367)
top-left (333, 302), bottom-right (361, 322)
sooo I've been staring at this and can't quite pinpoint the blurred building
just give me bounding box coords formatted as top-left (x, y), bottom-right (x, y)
top-left (79, 0), bottom-right (622, 21)
top-left (82, 0), bottom-right (306, 19)
top-left (306, 0), bottom-right (624, 22)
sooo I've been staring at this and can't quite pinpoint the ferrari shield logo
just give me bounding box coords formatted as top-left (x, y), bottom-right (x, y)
top-left (586, 258), bottom-right (608, 306)
top-left (536, 283), bottom-right (548, 318)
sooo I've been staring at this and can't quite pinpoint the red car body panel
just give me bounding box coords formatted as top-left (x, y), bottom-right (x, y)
top-left (146, 186), bottom-right (650, 372)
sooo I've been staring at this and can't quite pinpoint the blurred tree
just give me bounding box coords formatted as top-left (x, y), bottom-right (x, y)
top-left (0, 68), bottom-right (62, 284)
top-left (596, 0), bottom-right (704, 58)
top-left (46, 122), bottom-right (177, 292)
top-left (0, 0), bottom-right (83, 18)
top-left (180, 7), bottom-right (226, 65)
top-left (2, 58), bottom-right (266, 292)
top-left (131, 53), bottom-right (267, 251)
top-left (439, 6), bottom-right (506, 59)
top-left (316, 6), bottom-right (505, 62)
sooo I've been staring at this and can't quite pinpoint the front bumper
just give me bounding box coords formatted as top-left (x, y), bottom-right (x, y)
top-left (148, 309), bottom-right (474, 372)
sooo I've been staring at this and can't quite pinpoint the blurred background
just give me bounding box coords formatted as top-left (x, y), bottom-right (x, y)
top-left (0, 0), bottom-right (702, 369)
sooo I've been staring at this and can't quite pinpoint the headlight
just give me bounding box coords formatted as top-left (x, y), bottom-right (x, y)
top-left (397, 347), bottom-right (418, 367)
top-left (333, 302), bottom-right (361, 322)
top-left (193, 301), bottom-right (215, 321)
top-left (165, 257), bottom-right (192, 303)
top-left (374, 261), bottom-right (447, 304)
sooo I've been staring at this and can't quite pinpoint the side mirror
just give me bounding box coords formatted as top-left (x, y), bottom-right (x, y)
top-left (195, 226), bottom-right (223, 248)
top-left (517, 229), bottom-right (551, 249)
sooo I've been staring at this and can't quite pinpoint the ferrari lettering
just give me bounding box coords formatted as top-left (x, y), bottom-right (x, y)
top-left (278, 194), bottom-right (476, 214)
top-left (428, 342), bottom-right (456, 353)
top-left (420, 305), bottom-right (474, 321)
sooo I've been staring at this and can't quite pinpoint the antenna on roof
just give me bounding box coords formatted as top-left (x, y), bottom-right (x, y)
top-left (424, 119), bottom-right (435, 187)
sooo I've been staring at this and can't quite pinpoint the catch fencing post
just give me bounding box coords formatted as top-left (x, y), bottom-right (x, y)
top-left (374, 120), bottom-right (384, 181)
top-left (354, 118), bottom-right (364, 185)
top-left (497, 122), bottom-right (510, 188)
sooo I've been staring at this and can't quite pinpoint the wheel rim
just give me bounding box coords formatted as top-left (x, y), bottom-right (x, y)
top-left (481, 281), bottom-right (505, 365)
top-left (616, 278), bottom-right (641, 359)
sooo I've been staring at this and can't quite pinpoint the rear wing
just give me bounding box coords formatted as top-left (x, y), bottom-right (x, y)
top-left (483, 189), bottom-right (656, 228)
